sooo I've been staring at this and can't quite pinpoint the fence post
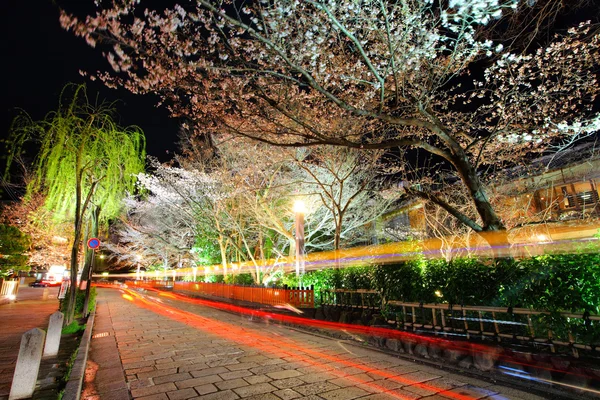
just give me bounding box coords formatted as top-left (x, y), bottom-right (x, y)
top-left (9, 328), bottom-right (46, 400)
top-left (43, 311), bottom-right (64, 357)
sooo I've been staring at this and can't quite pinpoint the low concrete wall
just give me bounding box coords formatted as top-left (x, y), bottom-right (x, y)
top-left (62, 306), bottom-right (96, 400)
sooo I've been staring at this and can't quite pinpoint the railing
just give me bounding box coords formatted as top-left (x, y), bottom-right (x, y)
top-left (390, 301), bottom-right (600, 356)
top-left (320, 289), bottom-right (599, 356)
top-left (134, 280), bottom-right (314, 308)
top-left (1, 280), bottom-right (19, 297)
top-left (320, 288), bottom-right (382, 309)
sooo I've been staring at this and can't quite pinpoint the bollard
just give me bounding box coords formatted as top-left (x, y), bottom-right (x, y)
top-left (43, 311), bottom-right (64, 357)
top-left (42, 287), bottom-right (49, 300)
top-left (9, 328), bottom-right (46, 400)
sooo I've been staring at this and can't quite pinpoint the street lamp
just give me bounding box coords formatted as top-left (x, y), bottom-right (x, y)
top-left (293, 200), bottom-right (306, 278)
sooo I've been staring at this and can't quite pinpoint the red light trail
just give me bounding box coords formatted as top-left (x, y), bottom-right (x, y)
top-left (114, 286), bottom-right (476, 399)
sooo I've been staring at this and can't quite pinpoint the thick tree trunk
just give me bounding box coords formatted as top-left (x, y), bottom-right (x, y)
top-left (218, 234), bottom-right (228, 277)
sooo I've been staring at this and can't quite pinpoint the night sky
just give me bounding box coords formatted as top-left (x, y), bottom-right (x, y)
top-left (1, 0), bottom-right (179, 164)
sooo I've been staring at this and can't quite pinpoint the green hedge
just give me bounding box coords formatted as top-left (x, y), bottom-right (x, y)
top-left (285, 252), bottom-right (600, 315)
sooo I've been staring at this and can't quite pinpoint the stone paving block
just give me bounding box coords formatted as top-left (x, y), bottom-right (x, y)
top-left (155, 357), bottom-right (175, 365)
top-left (232, 382), bottom-right (277, 397)
top-left (190, 366), bottom-right (229, 378)
top-left (396, 370), bottom-right (441, 385)
top-left (137, 368), bottom-right (178, 380)
top-left (207, 359), bottom-right (240, 368)
top-left (156, 361), bottom-right (193, 370)
top-left (219, 370), bottom-right (253, 381)
top-left (281, 361), bottom-right (310, 370)
top-left (273, 388), bottom-right (303, 400)
top-left (166, 387), bottom-right (198, 400)
top-left (360, 392), bottom-right (413, 400)
top-left (130, 378), bottom-right (154, 390)
top-left (215, 378), bottom-right (249, 391)
top-left (122, 359), bottom-right (157, 370)
top-left (176, 374), bottom-right (223, 389)
top-left (243, 375), bottom-right (272, 385)
top-left (126, 366), bottom-right (156, 375)
top-left (193, 389), bottom-right (240, 400)
top-left (224, 362), bottom-right (259, 371)
top-left (136, 393), bottom-right (169, 400)
top-left (249, 365), bottom-right (285, 375)
top-left (131, 382), bottom-right (178, 398)
top-left (237, 355), bottom-right (269, 363)
top-left (266, 370), bottom-right (303, 380)
top-left (259, 358), bottom-right (287, 366)
top-left (270, 377), bottom-right (305, 390)
top-left (192, 383), bottom-right (218, 395)
top-left (153, 372), bottom-right (193, 385)
top-left (294, 381), bottom-right (341, 396)
top-left (243, 393), bottom-right (280, 400)
top-left (319, 386), bottom-right (371, 400)
top-left (297, 372), bottom-right (337, 383)
top-left (145, 352), bottom-right (176, 361)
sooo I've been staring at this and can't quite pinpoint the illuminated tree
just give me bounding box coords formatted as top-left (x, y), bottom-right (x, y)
top-left (0, 192), bottom-right (72, 267)
top-left (293, 146), bottom-right (398, 250)
top-left (0, 224), bottom-right (31, 278)
top-left (62, 0), bottom-right (600, 247)
top-left (5, 84), bottom-right (145, 323)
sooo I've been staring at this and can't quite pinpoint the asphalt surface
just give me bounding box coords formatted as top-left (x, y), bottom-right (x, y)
top-left (0, 287), bottom-right (60, 400)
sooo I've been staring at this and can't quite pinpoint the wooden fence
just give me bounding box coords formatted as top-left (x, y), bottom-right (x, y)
top-left (0, 280), bottom-right (19, 298)
top-left (134, 280), bottom-right (314, 308)
top-left (320, 289), bottom-right (599, 356)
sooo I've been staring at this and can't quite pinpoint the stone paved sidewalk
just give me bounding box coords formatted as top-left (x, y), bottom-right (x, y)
top-left (84, 288), bottom-right (551, 400)
top-left (0, 287), bottom-right (60, 400)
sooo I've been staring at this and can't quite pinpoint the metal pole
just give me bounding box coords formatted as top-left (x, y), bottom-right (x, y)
top-left (295, 210), bottom-right (305, 278)
top-left (83, 250), bottom-right (94, 318)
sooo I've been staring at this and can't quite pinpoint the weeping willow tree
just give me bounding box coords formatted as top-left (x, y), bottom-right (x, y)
top-left (5, 84), bottom-right (145, 324)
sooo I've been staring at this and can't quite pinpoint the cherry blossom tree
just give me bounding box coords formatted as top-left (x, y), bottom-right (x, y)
top-left (61, 1), bottom-right (600, 247)
top-left (292, 146), bottom-right (398, 250)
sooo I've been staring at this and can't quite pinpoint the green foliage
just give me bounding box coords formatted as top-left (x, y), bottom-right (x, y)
top-left (62, 320), bottom-right (86, 334)
top-left (229, 273), bottom-right (255, 285)
top-left (289, 251), bottom-right (600, 345)
top-left (60, 287), bottom-right (96, 316)
top-left (0, 224), bottom-right (31, 277)
top-left (191, 240), bottom-right (221, 266)
top-left (5, 83), bottom-right (146, 227)
top-left (290, 251), bottom-right (600, 313)
top-left (372, 261), bottom-right (425, 303)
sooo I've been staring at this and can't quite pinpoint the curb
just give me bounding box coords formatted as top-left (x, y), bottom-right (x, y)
top-left (62, 306), bottom-right (96, 400)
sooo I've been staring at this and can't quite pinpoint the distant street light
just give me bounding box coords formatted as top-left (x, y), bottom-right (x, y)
top-left (293, 200), bottom-right (306, 278)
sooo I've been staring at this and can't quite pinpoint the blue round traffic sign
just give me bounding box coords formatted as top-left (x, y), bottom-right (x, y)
top-left (87, 237), bottom-right (101, 249)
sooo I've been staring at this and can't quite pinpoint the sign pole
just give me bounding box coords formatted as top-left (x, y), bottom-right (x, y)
top-left (83, 238), bottom-right (100, 318)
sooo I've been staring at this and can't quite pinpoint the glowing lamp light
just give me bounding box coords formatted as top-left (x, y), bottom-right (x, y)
top-left (435, 290), bottom-right (443, 298)
top-left (537, 234), bottom-right (549, 242)
top-left (8, 294), bottom-right (16, 300)
top-left (102, 272), bottom-right (109, 277)
top-left (293, 200), bottom-right (306, 214)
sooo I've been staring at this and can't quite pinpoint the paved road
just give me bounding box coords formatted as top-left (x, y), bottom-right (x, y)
top-left (85, 288), bottom-right (546, 400)
top-left (0, 287), bottom-right (60, 399)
